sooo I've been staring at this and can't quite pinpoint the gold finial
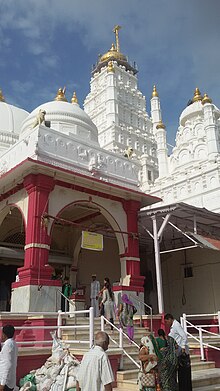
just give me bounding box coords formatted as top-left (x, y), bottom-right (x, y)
top-left (71, 91), bottom-right (78, 104)
top-left (54, 87), bottom-right (67, 102)
top-left (0, 89), bottom-right (5, 102)
top-left (113, 25), bottom-right (122, 52)
top-left (107, 61), bottom-right (115, 73)
top-left (156, 120), bottom-right (166, 129)
top-left (152, 85), bottom-right (159, 98)
top-left (110, 43), bottom-right (116, 51)
top-left (192, 87), bottom-right (202, 103)
top-left (202, 93), bottom-right (212, 105)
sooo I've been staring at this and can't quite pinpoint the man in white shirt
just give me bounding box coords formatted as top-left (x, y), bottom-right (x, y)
top-left (90, 274), bottom-right (100, 317)
top-left (76, 331), bottom-right (114, 391)
top-left (165, 313), bottom-right (192, 391)
top-left (0, 325), bottom-right (18, 391)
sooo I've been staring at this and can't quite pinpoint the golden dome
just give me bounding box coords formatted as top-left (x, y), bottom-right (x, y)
top-left (152, 85), bottom-right (159, 98)
top-left (100, 43), bottom-right (126, 63)
top-left (192, 87), bottom-right (202, 103)
top-left (156, 120), bottom-right (166, 129)
top-left (0, 89), bottom-right (5, 102)
top-left (71, 91), bottom-right (78, 104)
top-left (54, 87), bottom-right (67, 102)
top-left (202, 93), bottom-right (212, 105)
top-left (107, 61), bottom-right (115, 73)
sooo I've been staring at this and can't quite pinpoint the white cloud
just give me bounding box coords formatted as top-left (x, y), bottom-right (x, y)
top-left (0, 0), bottom-right (220, 143)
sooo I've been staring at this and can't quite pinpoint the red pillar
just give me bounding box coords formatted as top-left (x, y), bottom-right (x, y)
top-left (122, 200), bottom-right (144, 290)
top-left (14, 174), bottom-right (59, 287)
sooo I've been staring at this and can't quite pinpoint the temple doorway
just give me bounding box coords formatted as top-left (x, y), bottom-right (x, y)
top-left (49, 202), bottom-right (121, 307)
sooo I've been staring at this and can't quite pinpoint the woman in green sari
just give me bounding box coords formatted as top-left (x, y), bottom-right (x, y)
top-left (157, 336), bottom-right (178, 391)
top-left (156, 328), bottom-right (167, 350)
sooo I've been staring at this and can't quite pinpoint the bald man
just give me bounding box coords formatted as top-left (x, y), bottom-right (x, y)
top-left (76, 331), bottom-right (114, 391)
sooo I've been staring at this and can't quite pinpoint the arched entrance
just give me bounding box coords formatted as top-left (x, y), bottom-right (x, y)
top-left (0, 205), bottom-right (25, 310)
top-left (49, 201), bottom-right (122, 307)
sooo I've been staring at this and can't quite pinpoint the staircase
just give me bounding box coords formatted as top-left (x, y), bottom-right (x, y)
top-left (61, 316), bottom-right (220, 390)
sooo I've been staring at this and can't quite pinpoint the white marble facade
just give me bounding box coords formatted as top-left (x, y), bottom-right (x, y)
top-left (1, 31), bottom-right (220, 213)
top-left (83, 42), bottom-right (220, 213)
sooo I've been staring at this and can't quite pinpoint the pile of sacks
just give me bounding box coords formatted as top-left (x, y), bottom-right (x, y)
top-left (19, 333), bottom-right (80, 391)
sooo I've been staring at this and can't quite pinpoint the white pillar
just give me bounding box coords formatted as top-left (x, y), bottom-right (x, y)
top-left (203, 99), bottom-right (218, 162)
top-left (89, 306), bottom-right (94, 348)
top-left (150, 85), bottom-right (162, 135)
top-left (152, 215), bottom-right (164, 313)
top-left (155, 122), bottom-right (168, 178)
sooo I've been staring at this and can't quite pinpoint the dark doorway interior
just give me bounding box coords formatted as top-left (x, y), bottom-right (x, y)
top-left (0, 264), bottom-right (18, 310)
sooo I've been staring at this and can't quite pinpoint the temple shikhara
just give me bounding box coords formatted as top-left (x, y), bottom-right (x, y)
top-left (0, 26), bottom-right (220, 318)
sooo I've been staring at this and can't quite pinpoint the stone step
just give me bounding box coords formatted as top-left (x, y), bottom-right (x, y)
top-left (114, 386), bottom-right (220, 391)
top-left (192, 361), bottom-right (215, 371)
top-left (121, 359), bottom-right (216, 372)
top-left (192, 368), bottom-right (220, 388)
top-left (117, 368), bottom-right (220, 390)
top-left (116, 378), bottom-right (138, 390)
top-left (61, 330), bottom-right (146, 341)
top-left (117, 360), bottom-right (217, 382)
top-left (193, 385), bottom-right (220, 391)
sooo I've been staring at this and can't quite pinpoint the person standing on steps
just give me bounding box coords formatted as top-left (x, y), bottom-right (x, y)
top-left (164, 313), bottom-right (192, 391)
top-left (76, 331), bottom-right (114, 391)
top-left (118, 294), bottom-right (137, 342)
top-left (101, 282), bottom-right (115, 331)
top-left (90, 274), bottom-right (100, 317)
top-left (99, 277), bottom-right (111, 316)
top-left (61, 277), bottom-right (72, 312)
top-left (0, 324), bottom-right (18, 391)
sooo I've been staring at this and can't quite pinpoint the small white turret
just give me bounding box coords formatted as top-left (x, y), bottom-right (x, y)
top-left (202, 93), bottom-right (219, 162)
top-left (155, 120), bottom-right (168, 178)
top-left (151, 85), bottom-right (162, 134)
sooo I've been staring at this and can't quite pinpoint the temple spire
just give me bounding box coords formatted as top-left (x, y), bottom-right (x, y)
top-left (192, 87), bottom-right (202, 103)
top-left (113, 25), bottom-right (122, 53)
top-left (0, 89), bottom-right (5, 102)
top-left (71, 91), bottom-right (78, 104)
top-left (54, 87), bottom-right (67, 102)
top-left (152, 85), bottom-right (159, 98)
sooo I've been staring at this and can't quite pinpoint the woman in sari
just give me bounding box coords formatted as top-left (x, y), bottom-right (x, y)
top-left (118, 294), bottom-right (137, 341)
top-left (156, 328), bottom-right (167, 350)
top-left (157, 335), bottom-right (178, 391)
top-left (101, 282), bottom-right (115, 330)
top-left (138, 336), bottom-right (158, 391)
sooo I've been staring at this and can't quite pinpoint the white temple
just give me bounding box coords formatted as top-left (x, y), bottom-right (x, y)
top-left (83, 27), bottom-right (220, 213)
top-left (0, 26), bottom-right (220, 315)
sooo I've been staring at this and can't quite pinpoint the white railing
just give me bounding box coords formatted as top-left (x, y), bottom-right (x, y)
top-left (180, 312), bottom-right (220, 361)
top-left (0, 307), bottom-right (94, 348)
top-left (56, 289), bottom-right (74, 312)
top-left (130, 294), bottom-right (153, 332)
top-left (57, 307), bottom-right (94, 348)
top-left (100, 315), bottom-right (140, 370)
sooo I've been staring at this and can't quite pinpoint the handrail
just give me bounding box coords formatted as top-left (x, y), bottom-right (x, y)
top-left (100, 315), bottom-right (140, 370)
top-left (181, 315), bottom-right (220, 361)
top-left (130, 294), bottom-right (153, 332)
top-left (185, 319), bottom-right (220, 339)
top-left (56, 289), bottom-right (73, 312)
top-left (57, 307), bottom-right (94, 348)
top-left (183, 313), bottom-right (218, 318)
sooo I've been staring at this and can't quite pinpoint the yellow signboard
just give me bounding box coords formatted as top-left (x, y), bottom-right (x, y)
top-left (81, 231), bottom-right (103, 251)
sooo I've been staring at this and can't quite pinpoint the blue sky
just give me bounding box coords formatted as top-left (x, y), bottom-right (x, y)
top-left (0, 0), bottom-right (219, 144)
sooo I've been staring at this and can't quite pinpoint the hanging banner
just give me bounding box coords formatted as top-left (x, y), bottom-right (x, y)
top-left (81, 231), bottom-right (103, 251)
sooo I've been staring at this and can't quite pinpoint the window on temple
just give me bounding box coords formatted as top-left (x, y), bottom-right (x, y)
top-left (183, 265), bottom-right (193, 278)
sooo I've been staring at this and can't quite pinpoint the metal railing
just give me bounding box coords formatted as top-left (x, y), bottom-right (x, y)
top-left (57, 307), bottom-right (94, 348)
top-left (180, 312), bottom-right (220, 361)
top-left (100, 315), bottom-right (140, 370)
top-left (0, 307), bottom-right (94, 348)
top-left (130, 294), bottom-right (153, 332)
top-left (56, 289), bottom-right (74, 312)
